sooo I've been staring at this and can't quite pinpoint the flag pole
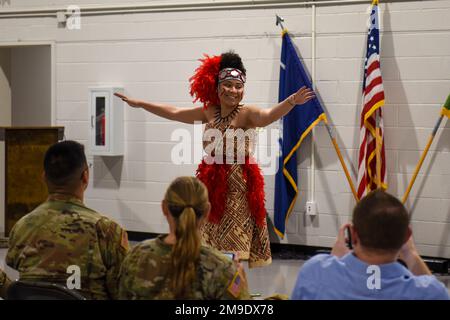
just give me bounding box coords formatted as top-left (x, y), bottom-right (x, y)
top-left (375, 111), bottom-right (382, 189)
top-left (275, 15), bottom-right (359, 202)
top-left (275, 14), bottom-right (285, 32)
top-left (374, 0), bottom-right (382, 190)
top-left (402, 95), bottom-right (450, 203)
top-left (324, 120), bottom-right (359, 201)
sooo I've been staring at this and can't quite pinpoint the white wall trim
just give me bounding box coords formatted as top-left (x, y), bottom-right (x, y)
top-left (50, 41), bottom-right (56, 126)
top-left (0, 0), bottom-right (416, 18)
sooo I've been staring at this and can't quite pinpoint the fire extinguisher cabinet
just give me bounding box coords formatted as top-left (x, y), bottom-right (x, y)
top-left (89, 87), bottom-right (124, 156)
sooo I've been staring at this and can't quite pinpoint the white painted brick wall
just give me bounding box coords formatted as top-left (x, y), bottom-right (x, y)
top-left (1, 1), bottom-right (449, 258)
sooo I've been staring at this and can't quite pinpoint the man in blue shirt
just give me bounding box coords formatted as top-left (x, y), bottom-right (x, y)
top-left (291, 190), bottom-right (449, 300)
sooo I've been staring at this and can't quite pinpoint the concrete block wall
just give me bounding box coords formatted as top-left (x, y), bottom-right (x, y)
top-left (0, 0), bottom-right (449, 258)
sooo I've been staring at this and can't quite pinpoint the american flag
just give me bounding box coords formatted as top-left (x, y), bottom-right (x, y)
top-left (357, 0), bottom-right (387, 200)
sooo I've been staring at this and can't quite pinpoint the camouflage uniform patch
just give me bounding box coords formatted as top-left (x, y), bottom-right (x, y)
top-left (227, 271), bottom-right (243, 298)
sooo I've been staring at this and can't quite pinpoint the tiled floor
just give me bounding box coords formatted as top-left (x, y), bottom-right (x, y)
top-left (1, 248), bottom-right (449, 299)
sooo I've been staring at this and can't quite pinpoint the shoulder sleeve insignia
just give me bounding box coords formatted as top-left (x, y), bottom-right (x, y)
top-left (227, 271), bottom-right (242, 298)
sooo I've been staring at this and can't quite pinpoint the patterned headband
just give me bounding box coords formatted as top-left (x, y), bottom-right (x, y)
top-left (218, 68), bottom-right (246, 84)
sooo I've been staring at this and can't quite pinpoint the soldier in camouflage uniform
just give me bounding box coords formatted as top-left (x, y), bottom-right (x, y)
top-left (0, 268), bottom-right (12, 299)
top-left (6, 140), bottom-right (128, 300)
top-left (118, 177), bottom-right (250, 300)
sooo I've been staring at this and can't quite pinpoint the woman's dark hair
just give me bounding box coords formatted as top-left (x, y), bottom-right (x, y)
top-left (220, 51), bottom-right (246, 75)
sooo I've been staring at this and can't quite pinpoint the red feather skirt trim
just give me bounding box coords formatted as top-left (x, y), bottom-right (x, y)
top-left (196, 157), bottom-right (266, 227)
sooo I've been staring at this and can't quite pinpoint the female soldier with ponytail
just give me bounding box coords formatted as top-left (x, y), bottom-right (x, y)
top-left (118, 176), bottom-right (250, 300)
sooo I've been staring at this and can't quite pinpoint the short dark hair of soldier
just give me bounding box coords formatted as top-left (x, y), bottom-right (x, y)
top-left (7, 139), bottom-right (129, 300)
top-left (44, 140), bottom-right (88, 189)
top-left (353, 190), bottom-right (410, 252)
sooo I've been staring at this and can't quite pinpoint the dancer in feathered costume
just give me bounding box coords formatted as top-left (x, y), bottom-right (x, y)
top-left (115, 51), bottom-right (315, 267)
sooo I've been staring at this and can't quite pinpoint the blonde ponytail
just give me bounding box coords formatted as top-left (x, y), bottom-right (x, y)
top-left (164, 177), bottom-right (209, 299)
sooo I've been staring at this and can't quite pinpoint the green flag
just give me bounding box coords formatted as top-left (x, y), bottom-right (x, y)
top-left (442, 94), bottom-right (450, 118)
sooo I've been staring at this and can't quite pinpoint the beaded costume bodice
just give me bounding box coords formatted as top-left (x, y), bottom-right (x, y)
top-left (202, 105), bottom-right (255, 161)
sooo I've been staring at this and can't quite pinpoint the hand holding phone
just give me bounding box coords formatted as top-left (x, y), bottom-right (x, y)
top-left (332, 223), bottom-right (352, 257)
top-left (345, 226), bottom-right (353, 250)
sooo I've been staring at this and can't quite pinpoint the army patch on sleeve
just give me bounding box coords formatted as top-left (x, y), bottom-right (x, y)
top-left (227, 271), bottom-right (242, 298)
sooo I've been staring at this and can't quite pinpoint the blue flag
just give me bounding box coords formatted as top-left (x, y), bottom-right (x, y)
top-left (274, 31), bottom-right (327, 238)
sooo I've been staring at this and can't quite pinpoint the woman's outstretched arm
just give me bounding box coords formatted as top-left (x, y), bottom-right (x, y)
top-left (114, 93), bottom-right (207, 124)
top-left (247, 86), bottom-right (316, 128)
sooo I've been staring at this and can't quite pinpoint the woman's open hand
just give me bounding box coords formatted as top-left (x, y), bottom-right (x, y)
top-left (288, 86), bottom-right (316, 106)
top-left (114, 92), bottom-right (141, 108)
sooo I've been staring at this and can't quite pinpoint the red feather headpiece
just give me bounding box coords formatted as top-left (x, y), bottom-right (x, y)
top-left (189, 54), bottom-right (221, 109)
